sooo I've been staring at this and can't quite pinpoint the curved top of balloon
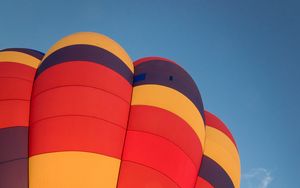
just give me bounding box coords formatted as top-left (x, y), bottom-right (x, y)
top-left (0, 32), bottom-right (240, 188)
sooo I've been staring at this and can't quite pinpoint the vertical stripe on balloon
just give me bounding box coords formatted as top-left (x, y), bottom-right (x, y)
top-left (117, 57), bottom-right (205, 188)
top-left (0, 49), bottom-right (43, 188)
top-left (195, 111), bottom-right (241, 188)
top-left (29, 32), bottom-right (133, 188)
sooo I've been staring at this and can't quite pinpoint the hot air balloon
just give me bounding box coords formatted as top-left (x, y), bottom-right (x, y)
top-left (29, 32), bottom-right (133, 188)
top-left (195, 111), bottom-right (241, 188)
top-left (0, 48), bottom-right (43, 188)
top-left (0, 32), bottom-right (240, 188)
top-left (117, 57), bottom-right (205, 188)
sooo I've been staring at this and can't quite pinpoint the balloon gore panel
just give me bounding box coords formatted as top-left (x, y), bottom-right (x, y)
top-left (117, 58), bottom-right (205, 188)
top-left (29, 32), bottom-right (133, 188)
top-left (196, 111), bottom-right (241, 188)
top-left (0, 49), bottom-right (43, 188)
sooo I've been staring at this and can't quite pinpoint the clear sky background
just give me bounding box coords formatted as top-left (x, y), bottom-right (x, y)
top-left (1, 0), bottom-right (299, 187)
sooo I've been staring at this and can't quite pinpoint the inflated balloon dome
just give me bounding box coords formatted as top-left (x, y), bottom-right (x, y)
top-left (0, 32), bottom-right (240, 188)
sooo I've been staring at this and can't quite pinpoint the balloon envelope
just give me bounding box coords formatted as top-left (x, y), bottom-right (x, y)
top-left (0, 32), bottom-right (240, 188)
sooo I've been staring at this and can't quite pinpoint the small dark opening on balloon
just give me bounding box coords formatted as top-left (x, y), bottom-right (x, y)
top-left (133, 73), bottom-right (146, 83)
top-left (169, 76), bottom-right (173, 81)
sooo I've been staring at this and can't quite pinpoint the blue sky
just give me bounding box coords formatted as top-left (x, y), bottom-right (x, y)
top-left (1, 0), bottom-right (299, 187)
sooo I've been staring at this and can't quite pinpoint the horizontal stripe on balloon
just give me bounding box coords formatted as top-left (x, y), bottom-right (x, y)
top-left (128, 105), bottom-right (203, 167)
top-left (0, 77), bottom-right (33, 100)
top-left (204, 126), bottom-right (241, 188)
top-left (33, 61), bottom-right (131, 102)
top-left (134, 57), bottom-right (178, 67)
top-left (198, 156), bottom-right (234, 188)
top-left (29, 151), bottom-right (120, 188)
top-left (194, 176), bottom-right (214, 188)
top-left (131, 85), bottom-right (205, 148)
top-left (30, 86), bottom-right (130, 128)
top-left (0, 100), bottom-right (30, 128)
top-left (122, 131), bottom-right (198, 188)
top-left (205, 111), bottom-right (237, 147)
top-left (0, 62), bottom-right (36, 81)
top-left (117, 160), bottom-right (180, 188)
top-left (134, 59), bottom-right (204, 118)
top-left (36, 45), bottom-right (133, 83)
top-left (29, 115), bottom-right (126, 159)
top-left (0, 127), bottom-right (28, 163)
top-left (0, 48), bottom-right (44, 60)
top-left (0, 158), bottom-right (28, 188)
top-left (0, 51), bottom-right (41, 68)
top-left (42, 32), bottom-right (133, 72)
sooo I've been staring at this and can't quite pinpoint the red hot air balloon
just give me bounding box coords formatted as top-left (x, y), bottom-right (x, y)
top-left (0, 48), bottom-right (43, 188)
top-left (195, 111), bottom-right (241, 188)
top-left (117, 57), bottom-right (205, 188)
top-left (29, 32), bottom-right (133, 188)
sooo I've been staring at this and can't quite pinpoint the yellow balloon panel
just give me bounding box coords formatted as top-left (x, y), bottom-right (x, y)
top-left (29, 151), bottom-right (120, 188)
top-left (0, 51), bottom-right (41, 68)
